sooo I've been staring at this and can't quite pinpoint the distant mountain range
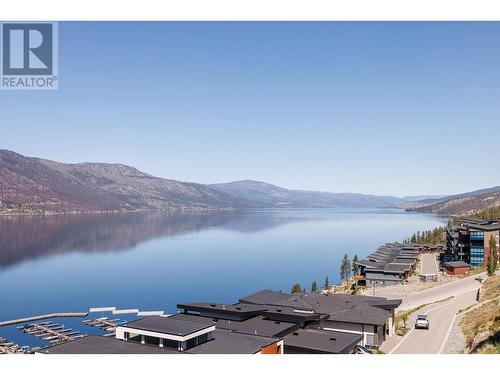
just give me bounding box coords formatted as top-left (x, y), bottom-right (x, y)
top-left (0, 150), bottom-right (243, 213)
top-left (0, 149), bottom-right (494, 215)
top-left (406, 185), bottom-right (500, 215)
top-left (210, 180), bottom-right (440, 209)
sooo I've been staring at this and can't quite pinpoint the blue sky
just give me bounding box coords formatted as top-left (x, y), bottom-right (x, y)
top-left (1, 22), bottom-right (500, 196)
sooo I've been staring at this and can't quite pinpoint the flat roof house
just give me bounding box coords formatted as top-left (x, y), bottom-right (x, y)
top-left (283, 329), bottom-right (362, 354)
top-left (39, 335), bottom-right (174, 354)
top-left (169, 312), bottom-right (298, 338)
top-left (115, 315), bottom-right (215, 351)
top-left (186, 329), bottom-right (282, 354)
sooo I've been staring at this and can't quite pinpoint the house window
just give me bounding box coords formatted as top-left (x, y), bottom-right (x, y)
top-left (127, 332), bottom-right (141, 343)
top-left (197, 333), bottom-right (208, 345)
top-left (164, 339), bottom-right (178, 349)
top-left (144, 335), bottom-right (160, 346)
top-left (186, 337), bottom-right (197, 350)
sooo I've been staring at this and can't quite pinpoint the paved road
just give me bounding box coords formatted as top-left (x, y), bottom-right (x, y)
top-left (397, 273), bottom-right (482, 311)
top-left (420, 253), bottom-right (438, 274)
top-left (376, 270), bottom-right (485, 311)
top-left (376, 255), bottom-right (498, 353)
top-left (390, 288), bottom-right (477, 354)
top-left (377, 264), bottom-right (488, 353)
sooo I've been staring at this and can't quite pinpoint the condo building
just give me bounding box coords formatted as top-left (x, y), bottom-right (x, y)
top-left (445, 219), bottom-right (500, 268)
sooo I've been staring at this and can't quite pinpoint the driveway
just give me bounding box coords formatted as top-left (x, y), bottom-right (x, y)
top-left (389, 288), bottom-right (478, 354)
top-left (420, 253), bottom-right (438, 274)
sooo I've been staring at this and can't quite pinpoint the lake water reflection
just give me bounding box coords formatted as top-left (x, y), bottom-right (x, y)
top-left (0, 209), bottom-right (447, 324)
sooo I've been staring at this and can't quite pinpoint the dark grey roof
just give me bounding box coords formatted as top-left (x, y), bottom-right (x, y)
top-left (325, 294), bottom-right (398, 306)
top-left (40, 335), bottom-right (176, 354)
top-left (393, 257), bottom-right (416, 264)
top-left (269, 295), bottom-right (316, 311)
top-left (283, 329), bottom-right (362, 354)
top-left (239, 289), bottom-right (292, 305)
top-left (469, 224), bottom-right (500, 231)
top-left (301, 294), bottom-right (391, 326)
top-left (185, 329), bottom-right (278, 354)
top-left (369, 299), bottom-right (403, 309)
top-left (384, 263), bottom-right (411, 273)
top-left (365, 273), bottom-right (405, 281)
top-left (169, 313), bottom-right (298, 338)
top-left (122, 316), bottom-right (214, 336)
top-left (356, 242), bottom-right (421, 277)
top-left (215, 316), bottom-right (297, 338)
top-left (260, 305), bottom-right (324, 324)
top-left (460, 219), bottom-right (500, 231)
top-left (238, 290), bottom-right (398, 327)
top-left (444, 261), bottom-right (470, 268)
top-left (168, 313), bottom-right (216, 324)
top-left (356, 259), bottom-right (378, 269)
top-left (177, 302), bottom-right (267, 318)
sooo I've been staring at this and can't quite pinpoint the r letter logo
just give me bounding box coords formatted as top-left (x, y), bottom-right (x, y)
top-left (1, 22), bottom-right (58, 90)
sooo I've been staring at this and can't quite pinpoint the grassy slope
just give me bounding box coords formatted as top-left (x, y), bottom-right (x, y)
top-left (460, 275), bottom-right (500, 353)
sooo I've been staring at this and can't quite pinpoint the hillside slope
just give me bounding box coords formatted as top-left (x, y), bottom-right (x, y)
top-left (408, 186), bottom-right (500, 215)
top-left (0, 150), bottom-right (245, 213)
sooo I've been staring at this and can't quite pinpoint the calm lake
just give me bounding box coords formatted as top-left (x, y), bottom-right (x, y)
top-left (0, 209), bottom-right (447, 347)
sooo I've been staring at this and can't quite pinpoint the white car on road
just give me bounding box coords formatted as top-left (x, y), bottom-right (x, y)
top-left (415, 314), bottom-right (430, 329)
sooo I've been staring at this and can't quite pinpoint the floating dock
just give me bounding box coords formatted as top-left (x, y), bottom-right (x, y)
top-left (0, 336), bottom-right (31, 354)
top-left (19, 321), bottom-right (85, 345)
top-left (83, 317), bottom-right (126, 333)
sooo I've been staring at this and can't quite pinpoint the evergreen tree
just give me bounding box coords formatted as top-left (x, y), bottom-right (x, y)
top-left (323, 275), bottom-right (330, 290)
top-left (291, 283), bottom-right (302, 293)
top-left (487, 250), bottom-right (495, 276)
top-left (494, 238), bottom-right (499, 272)
top-left (340, 254), bottom-right (351, 282)
top-left (407, 226), bottom-right (446, 244)
top-left (471, 206), bottom-right (500, 221)
top-left (311, 280), bottom-right (318, 293)
top-left (352, 254), bottom-right (360, 276)
top-left (488, 235), bottom-right (498, 276)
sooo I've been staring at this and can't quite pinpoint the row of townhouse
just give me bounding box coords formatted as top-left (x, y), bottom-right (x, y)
top-left (40, 289), bottom-right (401, 354)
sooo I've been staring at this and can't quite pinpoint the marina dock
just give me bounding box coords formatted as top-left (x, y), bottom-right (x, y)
top-left (19, 321), bottom-right (85, 345)
top-left (0, 306), bottom-right (166, 353)
top-left (0, 336), bottom-right (32, 354)
top-left (83, 317), bottom-right (127, 333)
